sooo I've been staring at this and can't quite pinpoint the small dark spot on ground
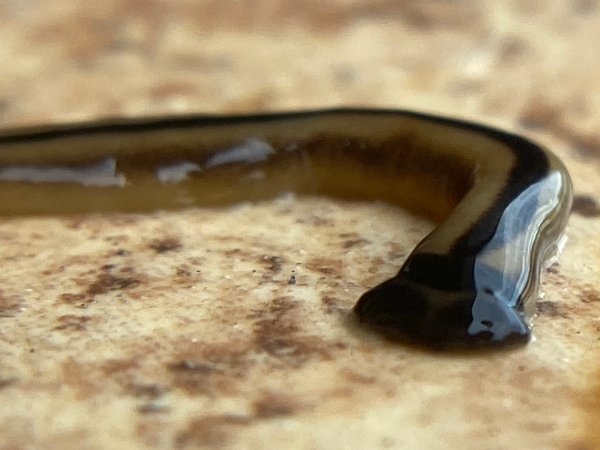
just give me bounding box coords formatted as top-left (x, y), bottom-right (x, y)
top-left (169, 373), bottom-right (213, 396)
top-left (339, 233), bottom-right (369, 249)
top-left (173, 264), bottom-right (202, 286)
top-left (175, 414), bottom-right (250, 448)
top-left (519, 98), bottom-right (600, 158)
top-left (60, 358), bottom-right (104, 399)
top-left (343, 239), bottom-right (368, 249)
top-left (148, 237), bottom-right (182, 253)
top-left (150, 81), bottom-right (198, 102)
top-left (41, 266), bottom-right (65, 276)
top-left (224, 248), bottom-right (242, 257)
top-left (321, 295), bottom-right (347, 314)
top-left (579, 287), bottom-right (600, 304)
top-left (126, 382), bottom-right (169, 399)
top-left (367, 257), bottom-right (386, 274)
top-left (498, 35), bottom-right (528, 63)
top-left (54, 314), bottom-right (92, 331)
top-left (252, 391), bottom-right (298, 418)
top-left (260, 255), bottom-right (283, 273)
top-left (551, 122), bottom-right (599, 157)
top-left (86, 272), bottom-right (141, 296)
top-left (252, 296), bottom-right (331, 365)
top-left (168, 341), bottom-right (253, 395)
top-left (266, 296), bottom-right (297, 316)
top-left (0, 377), bottom-right (17, 390)
top-left (104, 234), bottom-right (130, 245)
top-left (295, 214), bottom-right (333, 226)
top-left (287, 270), bottom-right (296, 285)
top-left (0, 290), bottom-right (22, 317)
top-left (175, 265), bottom-right (192, 277)
top-left (101, 357), bottom-right (141, 375)
top-left (305, 257), bottom-right (343, 276)
top-left (57, 293), bottom-right (86, 305)
top-left (342, 369), bottom-right (376, 385)
top-left (253, 319), bottom-right (303, 359)
top-left (137, 403), bottom-right (170, 415)
top-left (537, 301), bottom-right (569, 318)
top-left (387, 242), bottom-right (406, 260)
top-left (572, 195), bottom-right (600, 218)
top-left (64, 263), bottom-right (144, 306)
top-left (519, 98), bottom-right (563, 130)
top-left (168, 360), bottom-right (221, 374)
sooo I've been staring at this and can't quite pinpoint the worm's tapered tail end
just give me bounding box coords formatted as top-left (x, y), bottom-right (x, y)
top-left (352, 275), bottom-right (530, 350)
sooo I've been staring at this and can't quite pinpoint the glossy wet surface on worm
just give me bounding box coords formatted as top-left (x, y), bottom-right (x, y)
top-left (0, 109), bottom-right (573, 349)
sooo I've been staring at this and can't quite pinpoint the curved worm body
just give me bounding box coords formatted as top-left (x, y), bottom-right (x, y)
top-left (0, 109), bottom-right (572, 348)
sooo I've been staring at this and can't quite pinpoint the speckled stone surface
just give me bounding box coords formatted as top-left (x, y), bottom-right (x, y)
top-left (0, 1), bottom-right (599, 449)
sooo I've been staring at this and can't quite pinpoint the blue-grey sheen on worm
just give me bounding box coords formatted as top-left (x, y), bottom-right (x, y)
top-left (0, 109), bottom-right (572, 349)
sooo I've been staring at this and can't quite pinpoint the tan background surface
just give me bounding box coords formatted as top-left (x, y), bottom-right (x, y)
top-left (0, 1), bottom-right (599, 449)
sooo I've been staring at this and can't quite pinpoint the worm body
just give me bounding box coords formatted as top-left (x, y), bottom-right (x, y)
top-left (0, 109), bottom-right (572, 348)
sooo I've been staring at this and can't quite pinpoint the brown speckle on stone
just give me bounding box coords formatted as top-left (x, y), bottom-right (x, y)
top-left (101, 358), bottom-right (141, 375)
top-left (252, 296), bottom-right (331, 366)
top-left (252, 391), bottom-right (298, 418)
top-left (148, 237), bottom-right (182, 254)
top-left (0, 377), bottom-right (17, 390)
top-left (321, 295), bottom-right (346, 314)
top-left (137, 403), bottom-right (170, 415)
top-left (60, 264), bottom-right (146, 307)
top-left (572, 195), bottom-right (600, 218)
top-left (168, 360), bottom-right (222, 374)
top-left (86, 272), bottom-right (141, 296)
top-left (0, 290), bottom-right (23, 318)
top-left (342, 369), bottom-right (377, 385)
top-left (168, 340), bottom-right (254, 395)
top-left (519, 98), bottom-right (600, 158)
top-left (339, 232), bottom-right (369, 248)
top-left (175, 415), bottom-right (250, 448)
top-left (287, 270), bottom-right (297, 285)
top-left (579, 288), bottom-right (600, 304)
top-left (54, 314), bottom-right (92, 331)
top-left (57, 293), bottom-right (86, 305)
top-left (127, 382), bottom-right (170, 399)
top-left (261, 255), bottom-right (283, 273)
top-left (519, 98), bottom-right (564, 130)
top-left (305, 257), bottom-right (343, 276)
top-left (536, 301), bottom-right (569, 318)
